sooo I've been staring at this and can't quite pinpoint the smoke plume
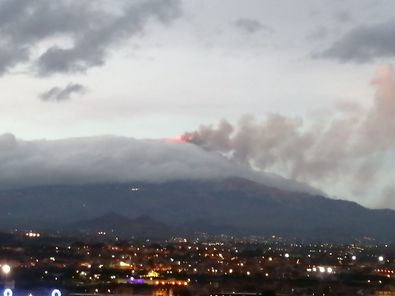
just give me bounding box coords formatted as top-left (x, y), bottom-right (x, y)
top-left (182, 65), bottom-right (395, 206)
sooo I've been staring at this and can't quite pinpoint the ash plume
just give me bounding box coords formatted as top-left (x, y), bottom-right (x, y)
top-left (182, 65), bottom-right (395, 205)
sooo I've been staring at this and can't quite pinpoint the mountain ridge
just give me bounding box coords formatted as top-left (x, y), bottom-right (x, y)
top-left (0, 176), bottom-right (393, 242)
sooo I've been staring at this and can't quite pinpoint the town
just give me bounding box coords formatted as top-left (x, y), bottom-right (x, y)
top-left (0, 232), bottom-right (395, 296)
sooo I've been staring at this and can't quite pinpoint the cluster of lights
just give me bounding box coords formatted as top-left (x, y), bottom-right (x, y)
top-left (3, 239), bottom-right (391, 290)
top-left (154, 280), bottom-right (188, 286)
top-left (25, 232), bottom-right (40, 238)
top-left (307, 266), bottom-right (334, 274)
top-left (376, 268), bottom-right (395, 274)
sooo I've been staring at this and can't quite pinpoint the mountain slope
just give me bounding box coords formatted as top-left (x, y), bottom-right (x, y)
top-left (0, 177), bottom-right (393, 241)
top-left (67, 213), bottom-right (172, 239)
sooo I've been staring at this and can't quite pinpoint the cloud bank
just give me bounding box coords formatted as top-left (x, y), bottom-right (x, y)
top-left (0, 134), bottom-right (315, 194)
top-left (0, 0), bottom-right (181, 75)
top-left (182, 65), bottom-right (395, 205)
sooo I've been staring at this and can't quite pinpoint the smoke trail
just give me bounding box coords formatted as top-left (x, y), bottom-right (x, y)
top-left (182, 65), bottom-right (395, 203)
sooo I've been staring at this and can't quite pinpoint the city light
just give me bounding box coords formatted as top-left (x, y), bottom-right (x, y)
top-left (25, 232), bottom-right (40, 238)
top-left (0, 234), bottom-right (392, 295)
top-left (1, 265), bottom-right (11, 275)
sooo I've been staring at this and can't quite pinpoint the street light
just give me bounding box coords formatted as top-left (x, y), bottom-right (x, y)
top-left (1, 264), bottom-right (11, 275)
top-left (1, 264), bottom-right (11, 290)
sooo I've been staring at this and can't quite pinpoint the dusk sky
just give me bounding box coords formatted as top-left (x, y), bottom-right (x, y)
top-left (2, 0), bottom-right (395, 209)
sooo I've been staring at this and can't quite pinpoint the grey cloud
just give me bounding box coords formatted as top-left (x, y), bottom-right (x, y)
top-left (233, 18), bottom-right (271, 34)
top-left (182, 65), bottom-right (395, 204)
top-left (0, 134), bottom-right (316, 194)
top-left (0, 0), bottom-right (181, 76)
top-left (333, 11), bottom-right (352, 23)
top-left (40, 83), bottom-right (86, 102)
top-left (380, 185), bottom-right (395, 209)
top-left (307, 26), bottom-right (329, 41)
top-left (0, 45), bottom-right (29, 74)
top-left (316, 19), bottom-right (395, 62)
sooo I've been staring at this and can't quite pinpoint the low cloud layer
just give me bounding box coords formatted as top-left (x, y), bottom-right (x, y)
top-left (0, 0), bottom-right (181, 75)
top-left (317, 19), bottom-right (395, 62)
top-left (40, 83), bottom-right (86, 101)
top-left (182, 65), bottom-right (395, 206)
top-left (0, 134), bottom-right (315, 193)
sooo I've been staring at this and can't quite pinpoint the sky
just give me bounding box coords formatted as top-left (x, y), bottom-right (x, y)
top-left (2, 0), bottom-right (395, 208)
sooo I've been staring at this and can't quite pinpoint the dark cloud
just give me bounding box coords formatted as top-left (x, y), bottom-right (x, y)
top-left (0, 46), bottom-right (29, 74)
top-left (0, 0), bottom-right (181, 76)
top-left (316, 19), bottom-right (395, 62)
top-left (0, 134), bottom-right (316, 194)
top-left (233, 18), bottom-right (271, 34)
top-left (40, 83), bottom-right (86, 102)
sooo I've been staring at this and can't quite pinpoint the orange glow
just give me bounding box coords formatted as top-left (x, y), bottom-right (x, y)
top-left (163, 136), bottom-right (187, 144)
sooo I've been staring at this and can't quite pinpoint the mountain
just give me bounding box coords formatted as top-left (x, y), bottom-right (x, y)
top-left (0, 177), bottom-right (394, 241)
top-left (67, 213), bottom-right (172, 239)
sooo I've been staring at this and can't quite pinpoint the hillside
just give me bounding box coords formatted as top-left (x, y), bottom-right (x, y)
top-left (0, 177), bottom-right (393, 241)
